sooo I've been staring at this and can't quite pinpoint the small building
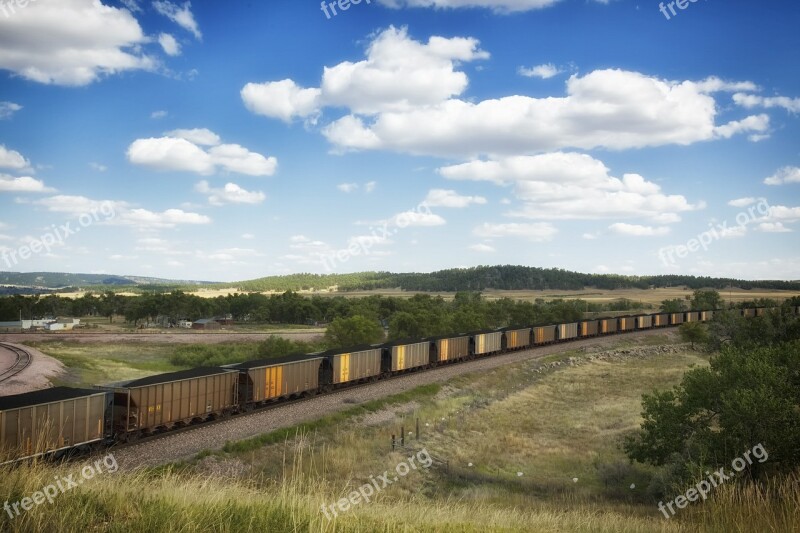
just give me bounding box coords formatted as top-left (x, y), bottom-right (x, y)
top-left (214, 314), bottom-right (234, 326)
top-left (192, 318), bottom-right (221, 330)
top-left (178, 319), bottom-right (193, 329)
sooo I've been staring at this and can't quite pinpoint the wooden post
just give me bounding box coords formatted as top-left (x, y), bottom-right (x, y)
top-left (416, 418), bottom-right (420, 440)
top-left (401, 426), bottom-right (405, 447)
top-left (391, 434), bottom-right (395, 450)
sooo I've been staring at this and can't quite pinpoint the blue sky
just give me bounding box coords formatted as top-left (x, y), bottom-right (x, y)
top-left (0, 0), bottom-right (798, 282)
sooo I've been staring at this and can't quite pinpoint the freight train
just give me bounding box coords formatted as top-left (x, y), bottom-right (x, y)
top-left (2, 305), bottom-right (797, 463)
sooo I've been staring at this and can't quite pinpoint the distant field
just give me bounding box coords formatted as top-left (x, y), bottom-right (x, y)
top-left (179, 287), bottom-right (796, 305)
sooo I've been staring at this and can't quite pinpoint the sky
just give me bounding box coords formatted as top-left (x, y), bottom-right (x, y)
top-left (0, 0), bottom-right (798, 283)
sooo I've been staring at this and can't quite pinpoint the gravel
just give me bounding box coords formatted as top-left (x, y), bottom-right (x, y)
top-left (112, 328), bottom-right (678, 471)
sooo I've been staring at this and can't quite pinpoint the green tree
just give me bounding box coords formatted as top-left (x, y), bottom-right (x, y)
top-left (325, 315), bottom-right (385, 348)
top-left (678, 321), bottom-right (708, 349)
top-left (388, 311), bottom-right (425, 340)
top-left (691, 289), bottom-right (722, 310)
top-left (660, 298), bottom-right (687, 313)
top-left (624, 340), bottom-right (800, 484)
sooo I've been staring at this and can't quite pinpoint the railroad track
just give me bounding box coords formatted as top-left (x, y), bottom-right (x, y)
top-left (0, 342), bottom-right (32, 385)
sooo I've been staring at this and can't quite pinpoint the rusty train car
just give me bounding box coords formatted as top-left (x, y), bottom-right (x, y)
top-left (1, 305), bottom-right (797, 460)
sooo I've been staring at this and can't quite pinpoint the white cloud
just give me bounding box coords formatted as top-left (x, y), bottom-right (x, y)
top-left (151, 110), bottom-right (168, 119)
top-left (153, 1), bottom-right (202, 40)
top-left (165, 128), bottom-right (221, 146)
top-left (0, 0), bottom-right (157, 86)
top-left (518, 63), bottom-right (561, 79)
top-left (158, 33), bottom-right (181, 56)
top-left (440, 152), bottom-right (702, 222)
top-left (241, 79), bottom-right (322, 123)
top-left (767, 205), bottom-right (800, 222)
top-left (337, 183), bottom-right (359, 193)
top-left (424, 189), bottom-right (486, 208)
top-left (242, 27), bottom-right (488, 121)
top-left (241, 233), bottom-right (255, 240)
top-left (127, 130), bottom-right (277, 176)
top-left (757, 222), bottom-right (792, 233)
top-left (89, 162), bottom-right (108, 172)
top-left (0, 145), bottom-right (29, 170)
top-left (473, 222), bottom-right (557, 241)
top-left (764, 166), bottom-right (800, 186)
top-left (376, 0), bottom-right (563, 13)
top-left (733, 92), bottom-right (800, 114)
top-left (609, 223), bottom-right (670, 237)
top-left (389, 210), bottom-right (446, 227)
top-left (713, 114), bottom-right (770, 140)
top-left (0, 174), bottom-right (55, 193)
top-left (469, 243), bottom-right (495, 253)
top-left (195, 180), bottom-right (266, 205)
top-left (34, 195), bottom-right (210, 228)
top-left (364, 181), bottom-right (377, 193)
top-left (0, 102), bottom-right (22, 119)
top-left (321, 66), bottom-right (769, 157)
top-left (728, 197), bottom-right (758, 207)
top-left (719, 225), bottom-right (748, 238)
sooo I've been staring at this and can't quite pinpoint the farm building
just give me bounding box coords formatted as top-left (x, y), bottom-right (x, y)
top-left (192, 318), bottom-right (221, 330)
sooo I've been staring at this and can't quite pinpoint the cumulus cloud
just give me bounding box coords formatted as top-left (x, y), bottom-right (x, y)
top-left (0, 174), bottom-right (55, 193)
top-left (127, 129), bottom-right (277, 176)
top-left (518, 63), bottom-right (562, 79)
top-left (34, 194), bottom-right (211, 228)
top-left (0, 0), bottom-right (157, 86)
top-left (158, 33), bottom-right (181, 56)
top-left (473, 222), bottom-right (557, 241)
top-left (424, 189), bottom-right (486, 208)
top-left (0, 102), bottom-right (22, 119)
top-left (757, 222), bottom-right (792, 233)
top-left (609, 223), bottom-right (670, 237)
top-left (0, 145), bottom-right (29, 170)
top-left (242, 26), bottom-right (488, 121)
top-left (195, 180), bottom-right (266, 205)
top-left (728, 197), bottom-right (759, 207)
top-left (153, 1), bottom-right (202, 40)
top-left (337, 183), bottom-right (359, 193)
top-left (319, 64), bottom-right (769, 157)
top-left (733, 92), bottom-right (800, 114)
top-left (469, 243), bottom-right (496, 252)
top-left (764, 166), bottom-right (800, 186)
top-left (388, 210), bottom-right (446, 227)
top-left (440, 152), bottom-right (703, 222)
top-left (376, 0), bottom-right (564, 13)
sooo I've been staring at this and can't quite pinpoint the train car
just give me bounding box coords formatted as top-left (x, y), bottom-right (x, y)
top-left (231, 355), bottom-right (322, 404)
top-left (669, 313), bottom-right (685, 326)
top-left (700, 310), bottom-right (714, 322)
top-left (755, 307), bottom-right (766, 317)
top-left (1, 387), bottom-right (110, 462)
top-left (636, 315), bottom-right (653, 329)
top-left (432, 334), bottom-right (471, 363)
top-left (740, 308), bottom-right (755, 318)
top-left (319, 346), bottom-right (383, 386)
top-left (653, 313), bottom-right (669, 327)
top-left (532, 325), bottom-right (557, 345)
top-left (579, 320), bottom-right (599, 337)
top-left (471, 330), bottom-right (503, 356)
top-left (558, 323), bottom-right (579, 342)
top-left (383, 339), bottom-right (431, 372)
top-left (599, 318), bottom-right (618, 335)
top-left (685, 311), bottom-right (700, 323)
top-left (618, 316), bottom-right (636, 332)
top-left (503, 327), bottom-right (531, 350)
top-left (107, 367), bottom-right (238, 436)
